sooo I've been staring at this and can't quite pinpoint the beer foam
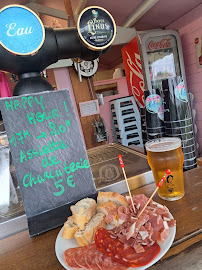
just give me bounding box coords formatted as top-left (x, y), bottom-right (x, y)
top-left (145, 137), bottom-right (181, 152)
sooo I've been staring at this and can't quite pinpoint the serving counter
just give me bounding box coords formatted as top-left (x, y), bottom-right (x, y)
top-left (0, 143), bottom-right (151, 239)
top-left (0, 145), bottom-right (202, 269)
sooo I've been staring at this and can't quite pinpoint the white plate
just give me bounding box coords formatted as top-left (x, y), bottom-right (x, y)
top-left (55, 214), bottom-right (176, 270)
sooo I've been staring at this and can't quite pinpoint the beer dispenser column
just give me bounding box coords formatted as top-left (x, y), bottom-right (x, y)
top-left (0, 5), bottom-right (116, 96)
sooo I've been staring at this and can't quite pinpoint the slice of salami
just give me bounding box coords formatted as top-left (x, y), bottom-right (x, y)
top-left (95, 251), bottom-right (129, 270)
top-left (72, 246), bottom-right (91, 269)
top-left (95, 228), bottom-right (161, 267)
top-left (83, 245), bottom-right (101, 270)
top-left (64, 247), bottom-right (83, 269)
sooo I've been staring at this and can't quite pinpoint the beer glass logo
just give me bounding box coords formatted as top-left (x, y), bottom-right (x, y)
top-left (145, 94), bottom-right (164, 121)
top-left (164, 174), bottom-right (174, 193)
top-left (174, 82), bottom-right (188, 103)
top-left (87, 11), bottom-right (107, 36)
top-left (92, 10), bottom-right (98, 18)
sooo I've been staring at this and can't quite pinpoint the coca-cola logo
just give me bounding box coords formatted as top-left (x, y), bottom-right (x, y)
top-left (195, 38), bottom-right (199, 45)
top-left (125, 51), bottom-right (145, 107)
top-left (148, 38), bottom-right (171, 51)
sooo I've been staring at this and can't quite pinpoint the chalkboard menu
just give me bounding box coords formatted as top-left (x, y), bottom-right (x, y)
top-left (0, 90), bottom-right (97, 236)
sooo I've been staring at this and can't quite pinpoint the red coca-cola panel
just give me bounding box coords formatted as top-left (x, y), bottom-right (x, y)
top-left (121, 37), bottom-right (145, 108)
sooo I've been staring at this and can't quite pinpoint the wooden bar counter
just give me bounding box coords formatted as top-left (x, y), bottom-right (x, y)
top-left (0, 166), bottom-right (202, 270)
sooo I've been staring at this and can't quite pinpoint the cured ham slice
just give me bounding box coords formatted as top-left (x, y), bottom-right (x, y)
top-left (118, 205), bottom-right (130, 222)
top-left (110, 194), bottom-right (175, 252)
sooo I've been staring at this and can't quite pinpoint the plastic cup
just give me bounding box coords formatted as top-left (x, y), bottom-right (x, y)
top-left (144, 90), bottom-right (164, 130)
top-left (147, 127), bottom-right (165, 133)
top-left (181, 137), bottom-right (195, 148)
top-left (183, 163), bottom-right (197, 171)
top-left (165, 132), bottom-right (194, 141)
top-left (183, 157), bottom-right (197, 167)
top-left (181, 144), bottom-right (196, 154)
top-left (147, 133), bottom-right (165, 140)
top-left (183, 150), bottom-right (196, 160)
top-left (164, 118), bottom-right (193, 128)
top-left (162, 78), bottom-right (192, 122)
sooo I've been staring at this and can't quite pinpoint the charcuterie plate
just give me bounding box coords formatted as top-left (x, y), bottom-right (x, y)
top-left (55, 213), bottom-right (176, 270)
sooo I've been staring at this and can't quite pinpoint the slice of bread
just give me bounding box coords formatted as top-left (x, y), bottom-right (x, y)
top-left (96, 201), bottom-right (119, 227)
top-left (62, 216), bottom-right (78, 239)
top-left (74, 212), bottom-right (106, 246)
top-left (70, 198), bottom-right (96, 230)
top-left (97, 191), bottom-right (128, 207)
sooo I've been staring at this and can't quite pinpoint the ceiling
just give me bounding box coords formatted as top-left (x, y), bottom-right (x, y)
top-left (0, 0), bottom-right (201, 70)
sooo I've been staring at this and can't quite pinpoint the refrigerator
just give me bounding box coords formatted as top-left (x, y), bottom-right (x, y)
top-left (138, 30), bottom-right (186, 92)
top-left (122, 30), bottom-right (197, 170)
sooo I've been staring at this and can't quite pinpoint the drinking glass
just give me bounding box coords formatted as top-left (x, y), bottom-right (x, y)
top-left (145, 137), bottom-right (185, 201)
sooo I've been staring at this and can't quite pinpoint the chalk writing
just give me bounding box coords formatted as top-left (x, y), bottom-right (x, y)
top-left (63, 159), bottom-right (90, 174)
top-left (63, 101), bottom-right (69, 117)
top-left (19, 139), bottom-right (68, 163)
top-left (36, 132), bottom-right (47, 139)
top-left (5, 96), bottom-right (45, 111)
top-left (27, 109), bottom-right (61, 124)
top-left (41, 155), bottom-right (61, 168)
top-left (23, 169), bottom-right (64, 187)
top-left (10, 130), bottom-right (31, 146)
top-left (22, 157), bottom-right (89, 196)
top-left (54, 179), bottom-right (64, 196)
top-left (0, 90), bottom-right (96, 224)
top-left (10, 94), bottom-right (86, 197)
top-left (49, 120), bottom-right (71, 136)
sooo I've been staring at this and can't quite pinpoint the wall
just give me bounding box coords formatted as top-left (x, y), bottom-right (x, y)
top-left (94, 77), bottom-right (129, 143)
top-left (68, 67), bottom-right (107, 150)
top-left (53, 67), bottom-right (85, 143)
top-left (177, 16), bottom-right (202, 154)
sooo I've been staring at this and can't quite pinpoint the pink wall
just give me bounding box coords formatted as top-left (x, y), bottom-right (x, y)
top-left (177, 16), bottom-right (202, 154)
top-left (94, 77), bottom-right (129, 143)
top-left (53, 67), bottom-right (85, 143)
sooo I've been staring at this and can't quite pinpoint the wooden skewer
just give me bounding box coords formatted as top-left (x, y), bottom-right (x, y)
top-left (118, 155), bottom-right (136, 214)
top-left (137, 169), bottom-right (171, 218)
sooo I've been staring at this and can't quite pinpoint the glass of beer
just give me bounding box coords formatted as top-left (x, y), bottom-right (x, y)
top-left (145, 137), bottom-right (185, 201)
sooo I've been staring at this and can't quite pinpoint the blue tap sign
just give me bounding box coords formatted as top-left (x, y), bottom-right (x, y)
top-left (0, 5), bottom-right (45, 55)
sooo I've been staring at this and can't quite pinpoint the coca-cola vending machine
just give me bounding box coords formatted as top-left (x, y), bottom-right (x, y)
top-left (122, 30), bottom-right (188, 107)
top-left (138, 30), bottom-right (186, 91)
top-left (122, 30), bottom-right (197, 170)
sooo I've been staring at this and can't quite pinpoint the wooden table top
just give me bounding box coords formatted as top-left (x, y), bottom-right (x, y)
top-left (0, 166), bottom-right (202, 270)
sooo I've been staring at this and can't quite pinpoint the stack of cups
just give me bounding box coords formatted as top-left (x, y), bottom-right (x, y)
top-left (140, 107), bottom-right (147, 143)
top-left (144, 89), bottom-right (165, 141)
top-left (140, 107), bottom-right (148, 154)
top-left (162, 77), bottom-right (197, 170)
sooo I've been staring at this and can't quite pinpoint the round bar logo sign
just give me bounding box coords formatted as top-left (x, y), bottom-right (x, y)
top-left (77, 6), bottom-right (116, 51)
top-left (0, 5), bottom-right (45, 55)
